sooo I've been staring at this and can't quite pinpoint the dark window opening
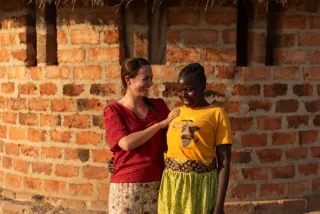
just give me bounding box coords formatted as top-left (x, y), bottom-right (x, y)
top-left (236, 0), bottom-right (250, 66)
top-left (45, 2), bottom-right (58, 65)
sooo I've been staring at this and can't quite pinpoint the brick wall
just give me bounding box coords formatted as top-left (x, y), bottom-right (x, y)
top-left (0, 0), bottom-right (319, 212)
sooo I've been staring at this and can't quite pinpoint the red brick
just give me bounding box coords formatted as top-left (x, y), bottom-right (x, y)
top-left (299, 130), bottom-right (318, 145)
top-left (1, 82), bottom-right (14, 93)
top-left (28, 67), bottom-right (40, 80)
top-left (258, 116), bottom-right (282, 130)
top-left (241, 134), bottom-right (267, 147)
top-left (45, 66), bottom-right (70, 79)
top-left (2, 112), bottom-right (17, 124)
top-left (63, 84), bottom-right (84, 96)
top-left (288, 180), bottom-right (309, 195)
top-left (304, 68), bottom-right (320, 80)
top-left (28, 129), bottom-right (46, 142)
top-left (40, 83), bottom-right (57, 95)
top-left (5, 143), bottom-right (20, 155)
top-left (298, 32), bottom-right (320, 46)
top-left (90, 84), bottom-right (116, 96)
top-left (19, 113), bottom-right (37, 126)
top-left (242, 168), bottom-right (268, 180)
top-left (272, 165), bottom-right (295, 179)
top-left (305, 100), bottom-right (320, 113)
top-left (204, 48), bottom-right (236, 63)
top-left (76, 131), bottom-right (101, 145)
top-left (248, 32), bottom-right (266, 63)
top-left (105, 65), bottom-right (121, 79)
top-left (6, 174), bottom-right (22, 188)
top-left (293, 84), bottom-right (313, 96)
top-left (28, 98), bottom-right (50, 111)
top-left (231, 150), bottom-right (252, 164)
top-left (274, 51), bottom-right (307, 64)
top-left (63, 115), bottom-right (89, 129)
top-left (273, 67), bottom-right (300, 80)
top-left (256, 149), bottom-right (282, 163)
top-left (32, 162), bottom-right (52, 176)
top-left (222, 29), bottom-right (237, 44)
top-left (264, 84), bottom-right (287, 97)
top-left (44, 180), bottom-right (66, 193)
top-left (229, 168), bottom-right (238, 181)
top-left (64, 148), bottom-right (79, 160)
top-left (184, 29), bottom-right (218, 45)
top-left (167, 30), bottom-right (180, 44)
top-left (71, 29), bottom-right (99, 44)
top-left (90, 200), bottom-right (108, 211)
top-left (318, 85), bottom-right (320, 95)
top-left (77, 99), bottom-right (102, 111)
top-left (40, 114), bottom-right (61, 127)
top-left (60, 199), bottom-right (86, 209)
top-left (88, 48), bottom-right (119, 62)
top-left (276, 99), bottom-right (299, 113)
top-left (223, 101), bottom-right (240, 113)
top-left (230, 117), bottom-right (252, 131)
top-left (7, 66), bottom-right (26, 79)
top-left (74, 66), bottom-right (101, 80)
top-left (55, 165), bottom-right (78, 177)
top-left (23, 177), bottom-right (42, 190)
top-left (0, 33), bottom-right (16, 46)
top-left (296, 0), bottom-right (318, 12)
top-left (57, 30), bottom-right (67, 44)
top-left (21, 145), bottom-right (39, 157)
top-left (9, 127), bottom-right (25, 140)
top-left (216, 66), bottom-right (237, 79)
top-left (307, 195), bottom-right (320, 211)
top-left (275, 34), bottom-right (296, 48)
top-left (0, 125), bottom-right (7, 138)
top-left (168, 11), bottom-right (200, 26)
top-left (51, 99), bottom-right (74, 112)
top-left (233, 84), bottom-right (260, 96)
top-left (83, 166), bottom-right (108, 180)
top-left (92, 149), bottom-right (113, 163)
top-left (98, 183), bottom-right (110, 199)
top-left (12, 159), bottom-right (29, 173)
top-left (167, 48), bottom-right (201, 63)
top-left (204, 11), bottom-right (237, 25)
top-left (18, 83), bottom-right (37, 95)
top-left (42, 147), bottom-right (62, 159)
top-left (11, 49), bottom-right (27, 61)
top-left (248, 100), bottom-right (272, 112)
top-left (206, 83), bottom-right (227, 94)
top-left (0, 67), bottom-right (5, 79)
top-left (103, 29), bottom-right (119, 44)
top-left (0, 50), bottom-right (10, 62)
top-left (277, 15), bottom-right (307, 29)
top-left (58, 49), bottom-right (84, 63)
top-left (70, 183), bottom-right (93, 196)
top-left (260, 183), bottom-right (285, 197)
top-left (313, 178), bottom-right (320, 192)
top-left (311, 147), bottom-right (320, 158)
top-left (310, 15), bottom-right (320, 29)
top-left (93, 115), bottom-right (105, 129)
top-left (2, 157), bottom-right (12, 169)
top-left (8, 98), bottom-right (26, 110)
top-left (50, 130), bottom-right (71, 143)
top-left (240, 67), bottom-right (271, 81)
top-left (272, 132), bottom-right (296, 145)
top-left (298, 163), bottom-right (318, 176)
top-left (287, 115), bottom-right (309, 129)
top-left (228, 184), bottom-right (256, 199)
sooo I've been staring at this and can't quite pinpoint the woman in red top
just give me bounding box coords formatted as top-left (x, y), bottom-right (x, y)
top-left (104, 58), bottom-right (179, 214)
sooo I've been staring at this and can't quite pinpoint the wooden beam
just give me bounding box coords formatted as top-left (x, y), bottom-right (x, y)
top-left (236, 0), bottom-right (249, 66)
top-left (119, 4), bottom-right (134, 63)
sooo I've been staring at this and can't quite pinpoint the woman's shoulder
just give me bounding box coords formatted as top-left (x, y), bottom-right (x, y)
top-left (104, 101), bottom-right (122, 115)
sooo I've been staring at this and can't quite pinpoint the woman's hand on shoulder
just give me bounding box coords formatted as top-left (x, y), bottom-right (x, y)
top-left (159, 108), bottom-right (180, 129)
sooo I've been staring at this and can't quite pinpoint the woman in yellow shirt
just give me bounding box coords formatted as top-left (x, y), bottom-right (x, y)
top-left (158, 63), bottom-right (232, 214)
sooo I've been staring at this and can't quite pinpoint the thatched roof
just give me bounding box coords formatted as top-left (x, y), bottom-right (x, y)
top-left (32, 0), bottom-right (289, 10)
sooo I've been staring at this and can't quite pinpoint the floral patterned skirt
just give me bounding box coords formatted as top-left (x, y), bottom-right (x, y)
top-left (108, 181), bottom-right (160, 214)
top-left (158, 158), bottom-right (218, 214)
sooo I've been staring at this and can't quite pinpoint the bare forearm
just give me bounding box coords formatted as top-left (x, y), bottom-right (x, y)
top-left (118, 122), bottom-right (161, 151)
top-left (214, 163), bottom-right (230, 212)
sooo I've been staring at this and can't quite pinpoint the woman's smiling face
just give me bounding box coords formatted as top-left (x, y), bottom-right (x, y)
top-left (177, 75), bottom-right (204, 108)
top-left (126, 65), bottom-right (153, 97)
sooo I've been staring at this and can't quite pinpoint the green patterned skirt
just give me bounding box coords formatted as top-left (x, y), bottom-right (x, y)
top-left (158, 158), bottom-right (218, 214)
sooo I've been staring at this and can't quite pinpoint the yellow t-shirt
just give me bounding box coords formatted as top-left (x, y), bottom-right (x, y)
top-left (165, 105), bottom-right (232, 162)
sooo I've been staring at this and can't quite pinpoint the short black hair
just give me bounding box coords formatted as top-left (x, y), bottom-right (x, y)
top-left (178, 63), bottom-right (207, 89)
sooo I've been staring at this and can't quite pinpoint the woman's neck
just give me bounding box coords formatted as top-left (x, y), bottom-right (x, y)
top-left (120, 92), bottom-right (145, 109)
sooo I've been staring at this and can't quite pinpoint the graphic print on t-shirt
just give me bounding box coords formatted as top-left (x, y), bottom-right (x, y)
top-left (172, 119), bottom-right (200, 147)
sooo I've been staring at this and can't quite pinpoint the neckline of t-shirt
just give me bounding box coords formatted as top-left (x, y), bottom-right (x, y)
top-left (115, 101), bottom-right (151, 120)
top-left (182, 104), bottom-right (217, 110)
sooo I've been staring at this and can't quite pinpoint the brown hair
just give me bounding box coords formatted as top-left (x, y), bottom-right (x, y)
top-left (121, 58), bottom-right (150, 89)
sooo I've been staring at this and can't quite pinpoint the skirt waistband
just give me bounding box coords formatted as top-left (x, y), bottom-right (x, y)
top-left (164, 157), bottom-right (217, 173)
